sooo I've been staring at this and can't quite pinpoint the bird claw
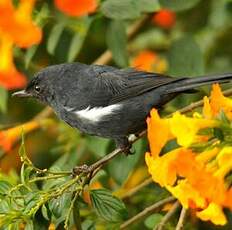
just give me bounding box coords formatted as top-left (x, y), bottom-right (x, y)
top-left (122, 144), bottom-right (134, 156)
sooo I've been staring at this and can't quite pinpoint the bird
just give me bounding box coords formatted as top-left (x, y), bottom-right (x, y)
top-left (13, 62), bottom-right (232, 153)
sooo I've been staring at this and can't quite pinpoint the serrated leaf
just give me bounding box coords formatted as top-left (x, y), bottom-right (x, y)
top-left (0, 87), bottom-right (8, 113)
top-left (101, 0), bottom-right (141, 20)
top-left (168, 36), bottom-right (204, 76)
top-left (106, 20), bottom-right (128, 67)
top-left (47, 23), bottom-right (65, 55)
top-left (90, 189), bottom-right (127, 222)
top-left (48, 193), bottom-right (71, 218)
top-left (137, 0), bottom-right (161, 12)
top-left (0, 180), bottom-right (12, 195)
top-left (144, 213), bottom-right (163, 229)
top-left (159, 0), bottom-right (201, 11)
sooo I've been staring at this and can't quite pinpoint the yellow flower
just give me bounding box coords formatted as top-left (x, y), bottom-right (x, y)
top-left (167, 180), bottom-right (206, 209)
top-left (169, 112), bottom-right (217, 147)
top-left (203, 83), bottom-right (232, 119)
top-left (196, 203), bottom-right (227, 226)
top-left (147, 109), bottom-right (173, 158)
top-left (145, 84), bottom-right (232, 225)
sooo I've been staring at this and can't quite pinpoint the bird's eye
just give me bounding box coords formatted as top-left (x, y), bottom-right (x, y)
top-left (34, 85), bottom-right (41, 92)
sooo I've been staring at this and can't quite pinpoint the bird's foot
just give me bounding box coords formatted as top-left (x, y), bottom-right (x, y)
top-left (115, 137), bottom-right (133, 156)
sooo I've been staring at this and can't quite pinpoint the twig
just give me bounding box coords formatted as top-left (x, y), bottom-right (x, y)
top-left (175, 207), bottom-right (187, 230)
top-left (120, 196), bottom-right (176, 229)
top-left (121, 177), bottom-right (153, 199)
top-left (155, 201), bottom-right (180, 230)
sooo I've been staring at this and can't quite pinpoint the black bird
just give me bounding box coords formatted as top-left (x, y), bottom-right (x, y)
top-left (13, 62), bottom-right (232, 151)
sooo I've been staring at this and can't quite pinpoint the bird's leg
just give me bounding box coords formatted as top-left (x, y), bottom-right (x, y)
top-left (115, 137), bottom-right (133, 156)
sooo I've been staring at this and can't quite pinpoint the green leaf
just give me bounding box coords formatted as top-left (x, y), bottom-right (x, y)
top-left (0, 180), bottom-right (12, 195)
top-left (218, 110), bottom-right (230, 124)
top-left (24, 45), bottom-right (38, 69)
top-left (144, 213), bottom-right (163, 229)
top-left (41, 204), bottom-right (50, 220)
top-left (82, 220), bottom-right (95, 230)
top-left (168, 36), bottom-right (204, 76)
top-left (90, 189), bottom-right (127, 222)
top-left (47, 22), bottom-right (65, 55)
top-left (159, 0), bottom-right (201, 11)
top-left (106, 20), bottom-right (128, 67)
top-left (0, 87), bottom-right (8, 113)
top-left (67, 34), bottom-right (83, 62)
top-left (67, 17), bottom-right (92, 62)
top-left (48, 193), bottom-right (71, 218)
top-left (213, 128), bottom-right (224, 141)
top-left (101, 0), bottom-right (141, 20)
top-left (137, 0), bottom-right (161, 12)
top-left (25, 220), bottom-right (34, 230)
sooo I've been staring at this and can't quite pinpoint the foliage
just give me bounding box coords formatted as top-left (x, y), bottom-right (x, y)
top-left (0, 0), bottom-right (232, 230)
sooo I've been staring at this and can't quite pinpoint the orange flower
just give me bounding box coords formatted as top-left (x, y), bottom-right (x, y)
top-left (147, 109), bottom-right (173, 157)
top-left (0, 33), bottom-right (27, 90)
top-left (145, 84), bottom-right (232, 225)
top-left (203, 84), bottom-right (232, 119)
top-left (0, 121), bottom-right (39, 152)
top-left (131, 50), bottom-right (168, 73)
top-left (152, 9), bottom-right (176, 29)
top-left (0, 0), bottom-right (42, 48)
top-left (54, 0), bottom-right (98, 17)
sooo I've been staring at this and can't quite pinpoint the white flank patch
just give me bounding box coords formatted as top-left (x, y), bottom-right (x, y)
top-left (71, 104), bottom-right (122, 122)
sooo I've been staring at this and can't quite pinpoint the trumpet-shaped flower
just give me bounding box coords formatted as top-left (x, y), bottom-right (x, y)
top-left (203, 84), bottom-right (232, 119)
top-left (0, 121), bottom-right (39, 152)
top-left (0, 33), bottom-right (27, 89)
top-left (0, 0), bottom-right (42, 48)
top-left (145, 84), bottom-right (232, 225)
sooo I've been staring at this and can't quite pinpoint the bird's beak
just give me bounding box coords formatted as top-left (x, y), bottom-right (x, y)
top-left (12, 90), bottom-right (32, 98)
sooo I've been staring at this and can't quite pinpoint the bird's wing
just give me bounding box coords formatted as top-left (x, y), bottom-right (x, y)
top-left (92, 66), bottom-right (182, 105)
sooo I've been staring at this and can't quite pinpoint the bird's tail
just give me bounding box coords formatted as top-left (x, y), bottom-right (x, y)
top-left (166, 73), bottom-right (232, 94)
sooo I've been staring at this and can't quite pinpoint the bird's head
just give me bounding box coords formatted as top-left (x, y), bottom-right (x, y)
top-left (13, 62), bottom-right (89, 108)
top-left (12, 64), bottom-right (68, 105)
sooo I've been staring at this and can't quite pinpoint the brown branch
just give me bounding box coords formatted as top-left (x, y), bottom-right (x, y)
top-left (121, 177), bottom-right (153, 199)
top-left (155, 201), bottom-right (180, 230)
top-left (120, 197), bottom-right (176, 229)
top-left (175, 207), bottom-right (187, 230)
